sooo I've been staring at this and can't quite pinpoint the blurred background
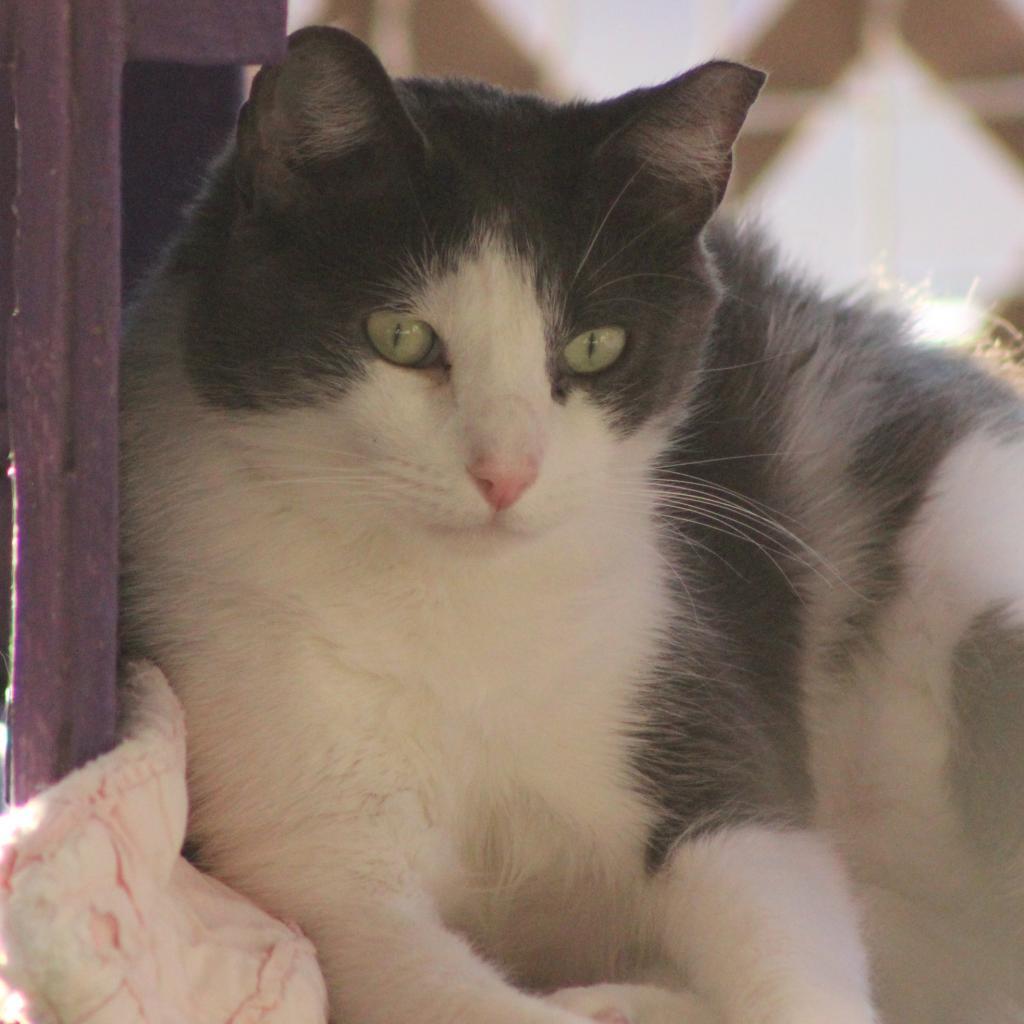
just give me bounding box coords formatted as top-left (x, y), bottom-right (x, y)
top-left (285, 0), bottom-right (1024, 357)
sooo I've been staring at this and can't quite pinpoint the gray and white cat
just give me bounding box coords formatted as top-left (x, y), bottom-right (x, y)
top-left (120, 26), bottom-right (1024, 1024)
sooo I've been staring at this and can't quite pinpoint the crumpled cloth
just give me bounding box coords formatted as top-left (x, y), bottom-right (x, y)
top-left (0, 662), bottom-right (328, 1024)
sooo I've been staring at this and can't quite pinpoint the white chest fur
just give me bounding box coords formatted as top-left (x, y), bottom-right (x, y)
top-left (151, 472), bottom-right (669, 982)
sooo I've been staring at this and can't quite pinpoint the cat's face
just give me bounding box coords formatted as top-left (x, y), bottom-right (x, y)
top-left (183, 28), bottom-right (763, 540)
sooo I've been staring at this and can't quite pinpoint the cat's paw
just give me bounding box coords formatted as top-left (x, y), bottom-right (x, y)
top-left (546, 982), bottom-right (718, 1024)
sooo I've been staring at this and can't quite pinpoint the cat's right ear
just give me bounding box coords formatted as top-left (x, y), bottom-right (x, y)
top-left (236, 26), bottom-right (426, 212)
top-left (589, 61), bottom-right (765, 228)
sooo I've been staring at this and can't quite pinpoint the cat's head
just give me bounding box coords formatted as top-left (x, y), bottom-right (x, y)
top-left (179, 27), bottom-right (762, 541)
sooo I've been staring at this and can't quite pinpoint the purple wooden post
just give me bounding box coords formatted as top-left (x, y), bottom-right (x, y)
top-left (0, 17), bottom-right (14, 798)
top-left (6, 0), bottom-right (125, 802)
top-left (2, 0), bottom-right (285, 804)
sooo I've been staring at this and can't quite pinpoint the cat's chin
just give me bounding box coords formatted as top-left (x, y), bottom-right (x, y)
top-left (426, 511), bottom-right (557, 547)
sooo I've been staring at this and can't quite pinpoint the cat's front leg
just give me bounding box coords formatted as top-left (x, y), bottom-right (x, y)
top-left (310, 884), bottom-right (602, 1024)
top-left (547, 981), bottom-right (719, 1024)
top-left (655, 825), bottom-right (878, 1024)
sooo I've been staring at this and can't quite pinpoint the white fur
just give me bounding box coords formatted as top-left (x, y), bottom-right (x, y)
top-left (659, 828), bottom-right (875, 1024)
top-left (548, 981), bottom-right (717, 1024)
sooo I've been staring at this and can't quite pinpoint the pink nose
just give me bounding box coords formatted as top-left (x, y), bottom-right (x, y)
top-left (468, 456), bottom-right (539, 511)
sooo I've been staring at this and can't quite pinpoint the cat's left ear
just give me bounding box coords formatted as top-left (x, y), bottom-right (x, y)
top-left (236, 26), bottom-right (427, 212)
top-left (597, 61), bottom-right (765, 218)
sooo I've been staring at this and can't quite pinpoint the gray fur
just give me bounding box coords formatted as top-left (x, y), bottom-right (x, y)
top-left (951, 605), bottom-right (1024, 858)
top-left (634, 221), bottom-right (1024, 863)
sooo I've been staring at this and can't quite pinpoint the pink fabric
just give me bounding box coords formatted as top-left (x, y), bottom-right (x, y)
top-left (0, 663), bottom-right (328, 1024)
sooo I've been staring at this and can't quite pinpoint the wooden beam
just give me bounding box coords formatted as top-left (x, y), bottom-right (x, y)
top-left (7, 0), bottom-right (123, 802)
top-left (733, 0), bottom-right (868, 194)
top-left (729, 133), bottom-right (793, 201)
top-left (409, 0), bottom-right (542, 92)
top-left (315, 0), bottom-right (375, 40)
top-left (901, 0), bottom-right (1024, 80)
top-left (948, 75), bottom-right (1024, 121)
top-left (901, 0), bottom-right (1024, 168)
top-left (0, 57), bottom-right (13, 799)
top-left (989, 120), bottom-right (1024, 163)
top-left (0, 3), bottom-right (10, 63)
top-left (744, 0), bottom-right (867, 89)
top-left (127, 0), bottom-right (286, 63)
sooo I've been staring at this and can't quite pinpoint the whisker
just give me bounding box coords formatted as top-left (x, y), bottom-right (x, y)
top-left (237, 478), bottom-right (405, 493)
top-left (665, 509), bottom-right (804, 597)
top-left (584, 295), bottom-right (669, 313)
top-left (695, 352), bottom-right (792, 375)
top-left (571, 162), bottom-right (649, 288)
top-left (585, 270), bottom-right (702, 299)
top-left (607, 477), bottom-right (812, 570)
top-left (654, 480), bottom-right (805, 543)
top-left (646, 481), bottom-right (849, 593)
top-left (584, 201), bottom-right (693, 283)
top-left (655, 472), bottom-right (801, 527)
top-left (654, 496), bottom-right (792, 554)
top-left (662, 484), bottom-right (847, 587)
top-left (659, 450), bottom-right (796, 471)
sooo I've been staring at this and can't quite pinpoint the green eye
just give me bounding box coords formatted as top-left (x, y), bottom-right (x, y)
top-left (366, 311), bottom-right (439, 366)
top-left (563, 326), bottom-right (627, 374)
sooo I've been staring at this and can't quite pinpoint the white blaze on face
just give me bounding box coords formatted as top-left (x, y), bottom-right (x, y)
top-left (418, 237), bottom-right (553, 500)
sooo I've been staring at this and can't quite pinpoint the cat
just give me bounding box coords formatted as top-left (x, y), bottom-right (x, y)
top-left (119, 25), bottom-right (1024, 1024)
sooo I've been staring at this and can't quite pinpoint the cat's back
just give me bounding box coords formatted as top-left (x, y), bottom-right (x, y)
top-left (660, 215), bottom-right (1024, 847)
